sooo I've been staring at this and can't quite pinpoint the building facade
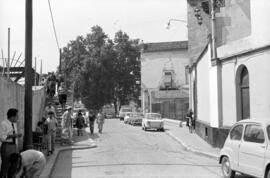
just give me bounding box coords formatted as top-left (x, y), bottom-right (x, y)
top-left (141, 41), bottom-right (190, 120)
top-left (188, 0), bottom-right (270, 147)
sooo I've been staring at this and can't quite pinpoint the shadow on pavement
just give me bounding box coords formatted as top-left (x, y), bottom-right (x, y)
top-left (51, 150), bottom-right (72, 178)
top-left (88, 133), bottom-right (100, 140)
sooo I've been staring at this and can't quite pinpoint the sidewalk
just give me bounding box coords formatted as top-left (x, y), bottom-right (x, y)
top-left (163, 119), bottom-right (220, 160)
top-left (40, 128), bottom-right (97, 178)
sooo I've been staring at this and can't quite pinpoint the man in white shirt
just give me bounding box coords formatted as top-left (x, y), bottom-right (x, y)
top-left (8, 149), bottom-right (46, 178)
top-left (44, 103), bottom-right (56, 118)
top-left (0, 108), bottom-right (22, 178)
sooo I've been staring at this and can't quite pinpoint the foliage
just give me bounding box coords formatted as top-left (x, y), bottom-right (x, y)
top-left (61, 26), bottom-right (141, 112)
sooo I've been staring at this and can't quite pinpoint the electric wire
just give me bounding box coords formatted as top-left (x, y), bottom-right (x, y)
top-left (47, 0), bottom-right (60, 51)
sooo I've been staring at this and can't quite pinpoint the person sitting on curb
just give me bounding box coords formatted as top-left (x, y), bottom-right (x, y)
top-left (8, 149), bottom-right (46, 178)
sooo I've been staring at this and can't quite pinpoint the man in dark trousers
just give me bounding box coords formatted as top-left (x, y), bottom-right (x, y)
top-left (88, 111), bottom-right (96, 135)
top-left (0, 108), bottom-right (22, 178)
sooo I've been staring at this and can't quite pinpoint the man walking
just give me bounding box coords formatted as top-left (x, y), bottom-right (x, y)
top-left (0, 108), bottom-right (22, 178)
top-left (96, 112), bottom-right (105, 134)
top-left (46, 111), bottom-right (57, 156)
top-left (88, 112), bottom-right (96, 135)
top-left (61, 106), bottom-right (73, 142)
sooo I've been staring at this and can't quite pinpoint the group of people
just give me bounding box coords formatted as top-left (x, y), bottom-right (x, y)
top-left (74, 110), bottom-right (105, 136)
top-left (0, 108), bottom-right (46, 178)
top-left (0, 105), bottom-right (106, 178)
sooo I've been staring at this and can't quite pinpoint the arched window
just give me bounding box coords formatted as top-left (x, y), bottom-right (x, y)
top-left (236, 66), bottom-right (250, 120)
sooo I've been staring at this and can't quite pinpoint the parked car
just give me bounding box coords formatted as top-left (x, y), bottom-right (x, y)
top-left (142, 113), bottom-right (164, 131)
top-left (119, 107), bottom-right (133, 121)
top-left (129, 112), bottom-right (144, 126)
top-left (219, 118), bottom-right (270, 178)
top-left (123, 112), bottom-right (132, 124)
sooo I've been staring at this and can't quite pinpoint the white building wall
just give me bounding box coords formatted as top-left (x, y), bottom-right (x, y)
top-left (196, 49), bottom-right (211, 124)
top-left (238, 52), bottom-right (270, 119)
top-left (141, 50), bottom-right (189, 89)
top-left (221, 62), bottom-right (237, 127)
top-left (221, 51), bottom-right (270, 127)
top-left (218, 0), bottom-right (270, 59)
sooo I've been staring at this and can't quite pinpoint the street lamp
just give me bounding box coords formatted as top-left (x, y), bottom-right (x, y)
top-left (165, 18), bottom-right (187, 29)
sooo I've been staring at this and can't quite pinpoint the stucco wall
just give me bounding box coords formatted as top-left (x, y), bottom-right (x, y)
top-left (221, 61), bottom-right (237, 127)
top-left (32, 86), bottom-right (46, 131)
top-left (196, 48), bottom-right (210, 124)
top-left (0, 77), bottom-right (46, 149)
top-left (220, 50), bottom-right (270, 127)
top-left (141, 50), bottom-right (189, 89)
top-left (0, 77), bottom-right (25, 149)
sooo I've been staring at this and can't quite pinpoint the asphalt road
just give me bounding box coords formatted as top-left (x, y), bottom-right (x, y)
top-left (51, 119), bottom-right (226, 178)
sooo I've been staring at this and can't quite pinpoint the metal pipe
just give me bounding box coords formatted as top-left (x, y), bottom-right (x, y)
top-left (211, 0), bottom-right (217, 59)
top-left (7, 28), bottom-right (10, 78)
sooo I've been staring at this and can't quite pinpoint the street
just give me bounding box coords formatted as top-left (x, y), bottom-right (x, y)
top-left (51, 119), bottom-right (222, 178)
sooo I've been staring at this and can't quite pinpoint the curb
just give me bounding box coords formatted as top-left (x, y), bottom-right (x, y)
top-left (40, 140), bottom-right (97, 178)
top-left (165, 130), bottom-right (218, 160)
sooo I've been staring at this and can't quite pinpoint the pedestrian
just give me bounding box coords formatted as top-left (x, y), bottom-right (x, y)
top-left (75, 112), bottom-right (85, 136)
top-left (0, 108), bottom-right (22, 178)
top-left (61, 106), bottom-right (73, 143)
top-left (44, 103), bottom-right (56, 118)
top-left (41, 117), bottom-right (49, 150)
top-left (46, 111), bottom-right (57, 156)
top-left (88, 111), bottom-right (96, 135)
top-left (58, 82), bottom-right (67, 112)
top-left (186, 109), bottom-right (194, 133)
top-left (8, 149), bottom-right (46, 178)
top-left (96, 112), bottom-right (105, 134)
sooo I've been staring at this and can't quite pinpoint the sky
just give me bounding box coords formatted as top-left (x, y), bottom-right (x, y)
top-left (0, 0), bottom-right (187, 73)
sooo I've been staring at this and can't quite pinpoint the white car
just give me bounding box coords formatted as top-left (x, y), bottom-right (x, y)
top-left (119, 107), bottom-right (133, 121)
top-left (123, 112), bottom-right (132, 124)
top-left (142, 113), bottom-right (164, 131)
top-left (219, 118), bottom-right (270, 178)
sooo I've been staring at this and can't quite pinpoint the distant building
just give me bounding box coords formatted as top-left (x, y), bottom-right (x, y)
top-left (140, 41), bottom-right (190, 120)
top-left (188, 0), bottom-right (270, 147)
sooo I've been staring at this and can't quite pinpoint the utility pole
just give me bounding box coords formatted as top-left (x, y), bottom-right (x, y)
top-left (59, 48), bottom-right (62, 73)
top-left (34, 56), bottom-right (37, 87)
top-left (39, 59), bottom-right (42, 85)
top-left (7, 28), bottom-right (10, 79)
top-left (24, 0), bottom-right (33, 150)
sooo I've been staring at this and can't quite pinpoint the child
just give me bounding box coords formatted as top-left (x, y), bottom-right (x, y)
top-left (8, 149), bottom-right (46, 178)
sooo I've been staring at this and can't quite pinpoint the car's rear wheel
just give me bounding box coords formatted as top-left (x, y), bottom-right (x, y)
top-left (221, 157), bottom-right (235, 178)
top-left (265, 167), bottom-right (270, 178)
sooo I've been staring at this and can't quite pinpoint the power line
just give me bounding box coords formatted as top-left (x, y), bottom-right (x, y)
top-left (47, 0), bottom-right (60, 51)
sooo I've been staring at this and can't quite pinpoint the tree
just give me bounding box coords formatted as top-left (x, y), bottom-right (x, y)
top-left (61, 26), bottom-right (141, 114)
top-left (112, 31), bottom-right (141, 113)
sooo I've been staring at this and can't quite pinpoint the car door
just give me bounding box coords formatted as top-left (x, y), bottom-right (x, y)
top-left (227, 124), bottom-right (243, 170)
top-left (238, 124), bottom-right (266, 177)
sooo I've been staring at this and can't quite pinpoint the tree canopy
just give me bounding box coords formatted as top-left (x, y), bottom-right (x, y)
top-left (61, 26), bottom-right (141, 112)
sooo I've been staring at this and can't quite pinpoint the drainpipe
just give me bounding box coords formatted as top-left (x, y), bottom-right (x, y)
top-left (210, 0), bottom-right (223, 128)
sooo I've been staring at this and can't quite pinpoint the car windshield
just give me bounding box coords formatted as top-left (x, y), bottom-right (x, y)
top-left (267, 125), bottom-right (270, 140)
top-left (131, 113), bottom-right (144, 117)
top-left (122, 108), bottom-right (132, 112)
top-left (146, 113), bottom-right (162, 119)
